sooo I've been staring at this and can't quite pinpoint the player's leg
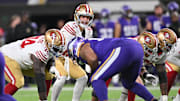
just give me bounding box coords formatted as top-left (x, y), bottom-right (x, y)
top-left (121, 64), bottom-right (154, 101)
top-left (69, 58), bottom-right (88, 101)
top-left (0, 53), bottom-right (16, 101)
top-left (44, 69), bottom-right (54, 96)
top-left (165, 61), bottom-right (179, 94)
top-left (4, 56), bottom-right (24, 95)
top-left (91, 78), bottom-right (112, 101)
top-left (0, 52), bottom-right (5, 95)
top-left (127, 76), bottom-right (144, 101)
top-left (90, 47), bottom-right (126, 101)
top-left (119, 87), bottom-right (128, 101)
top-left (51, 57), bottom-right (67, 101)
top-left (173, 88), bottom-right (180, 101)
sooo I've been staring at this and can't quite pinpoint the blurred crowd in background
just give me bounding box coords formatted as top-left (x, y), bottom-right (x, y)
top-left (0, 0), bottom-right (180, 87)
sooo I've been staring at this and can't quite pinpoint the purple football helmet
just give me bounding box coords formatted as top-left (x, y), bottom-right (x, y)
top-left (122, 5), bottom-right (132, 12)
top-left (122, 5), bottom-right (133, 18)
top-left (100, 8), bottom-right (110, 18)
top-left (168, 1), bottom-right (179, 11)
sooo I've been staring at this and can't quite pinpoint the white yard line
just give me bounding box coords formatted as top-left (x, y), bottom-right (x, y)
top-left (19, 86), bottom-right (180, 91)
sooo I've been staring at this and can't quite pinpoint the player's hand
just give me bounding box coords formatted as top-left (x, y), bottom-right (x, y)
top-left (159, 95), bottom-right (168, 101)
top-left (144, 73), bottom-right (159, 86)
top-left (49, 66), bottom-right (56, 74)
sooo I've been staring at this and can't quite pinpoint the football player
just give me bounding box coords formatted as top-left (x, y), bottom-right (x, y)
top-left (0, 52), bottom-right (16, 101)
top-left (146, 4), bottom-right (165, 34)
top-left (163, 1), bottom-right (180, 28)
top-left (115, 5), bottom-right (142, 38)
top-left (93, 8), bottom-right (115, 38)
top-left (165, 39), bottom-right (180, 101)
top-left (1, 29), bottom-right (64, 101)
top-left (67, 32), bottom-right (160, 101)
top-left (50, 4), bottom-right (94, 101)
top-left (121, 28), bottom-right (177, 101)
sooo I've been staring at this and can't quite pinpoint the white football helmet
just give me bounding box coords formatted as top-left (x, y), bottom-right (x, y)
top-left (45, 29), bottom-right (66, 57)
top-left (74, 4), bottom-right (94, 28)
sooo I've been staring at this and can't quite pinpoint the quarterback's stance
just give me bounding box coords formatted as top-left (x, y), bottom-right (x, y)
top-left (0, 52), bottom-right (16, 101)
top-left (67, 34), bottom-right (159, 101)
top-left (51, 4), bottom-right (93, 101)
top-left (1, 29), bottom-right (64, 101)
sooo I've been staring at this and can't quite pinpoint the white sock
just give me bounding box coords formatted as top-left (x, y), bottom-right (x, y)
top-left (173, 93), bottom-right (180, 101)
top-left (51, 76), bottom-right (67, 101)
top-left (119, 87), bottom-right (128, 101)
top-left (112, 74), bottom-right (120, 84)
top-left (72, 75), bottom-right (88, 101)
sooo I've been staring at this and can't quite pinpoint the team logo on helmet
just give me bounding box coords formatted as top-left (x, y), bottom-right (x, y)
top-left (137, 31), bottom-right (158, 62)
top-left (144, 36), bottom-right (151, 44)
top-left (164, 32), bottom-right (170, 39)
top-left (157, 28), bottom-right (177, 52)
top-left (45, 29), bottom-right (66, 57)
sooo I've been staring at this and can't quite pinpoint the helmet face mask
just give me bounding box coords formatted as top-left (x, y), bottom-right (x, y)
top-left (122, 5), bottom-right (133, 18)
top-left (157, 28), bottom-right (177, 53)
top-left (74, 4), bottom-right (94, 28)
top-left (45, 29), bottom-right (65, 57)
top-left (137, 32), bottom-right (158, 62)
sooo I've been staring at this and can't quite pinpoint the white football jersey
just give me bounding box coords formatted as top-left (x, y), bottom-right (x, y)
top-left (60, 21), bottom-right (93, 56)
top-left (166, 38), bottom-right (180, 67)
top-left (128, 36), bottom-right (168, 65)
top-left (0, 36), bottom-right (53, 70)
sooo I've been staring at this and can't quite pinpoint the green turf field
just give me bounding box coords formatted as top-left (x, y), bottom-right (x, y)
top-left (13, 86), bottom-right (179, 101)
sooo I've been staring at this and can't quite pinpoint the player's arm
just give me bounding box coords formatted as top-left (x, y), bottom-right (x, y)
top-left (114, 22), bottom-right (121, 38)
top-left (138, 18), bottom-right (143, 34)
top-left (145, 20), bottom-right (152, 32)
top-left (79, 43), bottom-right (98, 72)
top-left (46, 57), bottom-right (55, 71)
top-left (155, 63), bottom-right (168, 95)
top-left (31, 54), bottom-right (47, 100)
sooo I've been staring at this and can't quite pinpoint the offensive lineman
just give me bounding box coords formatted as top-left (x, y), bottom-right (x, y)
top-left (1, 29), bottom-right (64, 101)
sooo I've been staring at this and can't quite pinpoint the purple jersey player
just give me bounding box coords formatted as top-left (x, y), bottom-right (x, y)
top-left (0, 52), bottom-right (16, 101)
top-left (163, 1), bottom-right (180, 27)
top-left (115, 5), bottom-right (141, 38)
top-left (146, 4), bottom-right (165, 34)
top-left (67, 35), bottom-right (158, 101)
top-left (93, 8), bottom-right (115, 38)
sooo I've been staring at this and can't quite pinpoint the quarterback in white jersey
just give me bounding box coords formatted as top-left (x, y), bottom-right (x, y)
top-left (1, 29), bottom-right (64, 101)
top-left (51, 4), bottom-right (94, 101)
